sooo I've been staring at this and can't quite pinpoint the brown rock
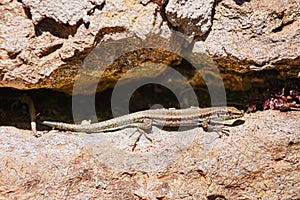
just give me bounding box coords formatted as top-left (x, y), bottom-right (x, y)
top-left (204, 0), bottom-right (300, 67)
top-left (0, 110), bottom-right (299, 199)
top-left (165, 0), bottom-right (215, 37)
top-left (0, 0), bottom-right (299, 93)
top-left (21, 0), bottom-right (105, 25)
top-left (0, 1), bottom-right (299, 197)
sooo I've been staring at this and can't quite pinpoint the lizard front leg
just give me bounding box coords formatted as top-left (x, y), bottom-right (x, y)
top-left (201, 119), bottom-right (245, 137)
top-left (200, 121), bottom-right (229, 136)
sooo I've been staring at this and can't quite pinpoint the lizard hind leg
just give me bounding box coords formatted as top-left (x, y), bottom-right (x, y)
top-left (129, 118), bottom-right (153, 151)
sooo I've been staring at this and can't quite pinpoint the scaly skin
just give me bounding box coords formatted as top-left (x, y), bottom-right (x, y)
top-left (42, 106), bottom-right (244, 132)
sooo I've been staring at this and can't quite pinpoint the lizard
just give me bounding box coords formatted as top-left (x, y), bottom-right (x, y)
top-left (42, 106), bottom-right (244, 150)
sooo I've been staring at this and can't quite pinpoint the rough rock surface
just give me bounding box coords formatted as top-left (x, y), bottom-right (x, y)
top-left (0, 110), bottom-right (299, 199)
top-left (0, 0), bottom-right (299, 93)
top-left (0, 1), bottom-right (299, 198)
top-left (22, 0), bottom-right (105, 25)
top-left (165, 0), bottom-right (215, 37)
top-left (204, 0), bottom-right (300, 68)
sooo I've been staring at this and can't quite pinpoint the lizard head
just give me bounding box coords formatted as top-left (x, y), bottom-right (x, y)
top-left (225, 107), bottom-right (244, 118)
top-left (212, 106), bottom-right (244, 120)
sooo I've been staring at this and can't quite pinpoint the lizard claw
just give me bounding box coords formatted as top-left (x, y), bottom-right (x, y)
top-left (220, 128), bottom-right (230, 136)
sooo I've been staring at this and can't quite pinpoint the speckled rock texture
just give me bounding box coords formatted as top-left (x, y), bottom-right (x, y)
top-left (0, 0), bottom-right (299, 199)
top-left (22, 0), bottom-right (105, 25)
top-left (165, 0), bottom-right (215, 36)
top-left (0, 110), bottom-right (299, 199)
top-left (204, 0), bottom-right (300, 70)
top-left (0, 0), bottom-right (299, 93)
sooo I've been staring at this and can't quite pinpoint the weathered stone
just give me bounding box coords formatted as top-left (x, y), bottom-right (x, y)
top-left (0, 0), bottom-right (299, 93)
top-left (0, 110), bottom-right (299, 199)
top-left (0, 1), bottom-right (299, 199)
top-left (21, 0), bottom-right (105, 25)
top-left (204, 0), bottom-right (300, 67)
top-left (0, 0), bottom-right (176, 93)
top-left (165, 0), bottom-right (214, 37)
